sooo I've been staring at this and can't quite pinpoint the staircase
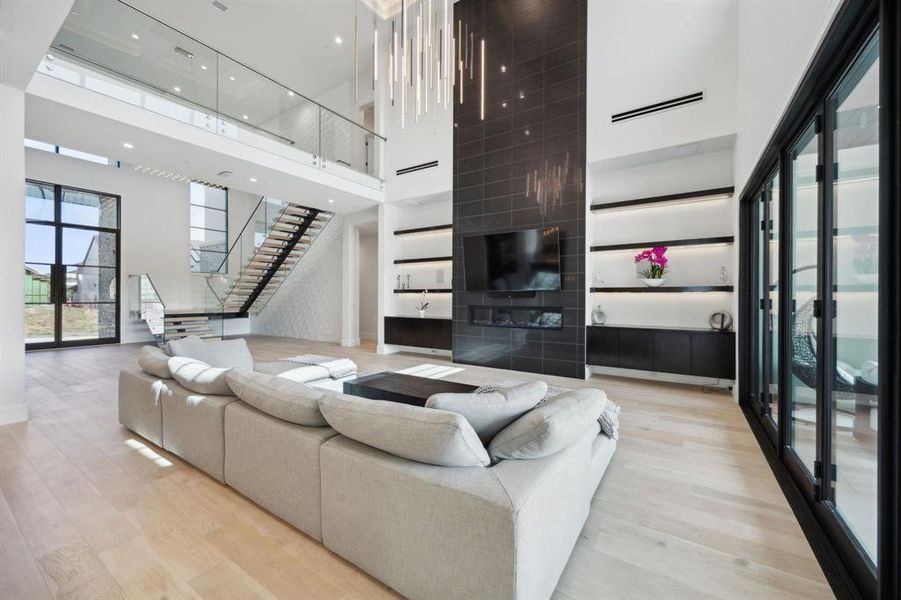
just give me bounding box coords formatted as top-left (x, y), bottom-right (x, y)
top-left (216, 202), bottom-right (331, 314)
top-left (131, 197), bottom-right (332, 347)
top-left (163, 315), bottom-right (217, 341)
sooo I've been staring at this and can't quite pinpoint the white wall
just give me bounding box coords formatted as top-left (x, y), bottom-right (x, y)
top-left (588, 143), bottom-right (736, 330)
top-left (733, 0), bottom-right (840, 196)
top-left (252, 215), bottom-right (345, 343)
top-left (359, 233), bottom-right (378, 340)
top-left (24, 149), bottom-right (256, 342)
top-left (587, 0), bottom-right (737, 163)
top-left (381, 196), bottom-right (453, 328)
top-left (0, 84), bottom-right (28, 424)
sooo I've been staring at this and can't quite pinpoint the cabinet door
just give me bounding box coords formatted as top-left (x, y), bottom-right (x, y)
top-left (653, 331), bottom-right (692, 375)
top-left (586, 327), bottom-right (619, 367)
top-left (619, 330), bottom-right (653, 371)
top-left (691, 333), bottom-right (736, 378)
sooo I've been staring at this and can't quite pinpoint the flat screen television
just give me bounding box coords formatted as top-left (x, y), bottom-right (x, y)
top-left (463, 227), bottom-right (561, 292)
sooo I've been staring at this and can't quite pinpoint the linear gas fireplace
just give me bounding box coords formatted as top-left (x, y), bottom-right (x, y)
top-left (469, 307), bottom-right (563, 330)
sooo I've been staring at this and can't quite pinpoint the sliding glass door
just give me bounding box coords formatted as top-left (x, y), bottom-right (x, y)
top-left (829, 31), bottom-right (880, 565)
top-left (25, 181), bottom-right (120, 349)
top-left (742, 23), bottom-right (886, 597)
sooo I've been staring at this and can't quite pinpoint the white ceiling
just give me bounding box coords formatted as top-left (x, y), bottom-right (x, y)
top-left (0, 0), bottom-right (73, 88)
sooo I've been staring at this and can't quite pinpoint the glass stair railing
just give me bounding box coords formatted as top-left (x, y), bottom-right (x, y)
top-left (207, 196), bottom-right (332, 315)
top-left (43, 0), bottom-right (386, 188)
top-left (129, 273), bottom-right (224, 347)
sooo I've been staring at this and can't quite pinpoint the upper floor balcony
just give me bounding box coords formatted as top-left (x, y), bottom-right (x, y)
top-left (39, 0), bottom-right (385, 192)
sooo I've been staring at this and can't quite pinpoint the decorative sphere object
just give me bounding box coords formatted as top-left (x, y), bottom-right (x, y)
top-left (709, 311), bottom-right (733, 332)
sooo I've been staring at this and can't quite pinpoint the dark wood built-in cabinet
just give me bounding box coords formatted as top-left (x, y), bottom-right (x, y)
top-left (384, 317), bottom-right (452, 350)
top-left (587, 325), bottom-right (735, 379)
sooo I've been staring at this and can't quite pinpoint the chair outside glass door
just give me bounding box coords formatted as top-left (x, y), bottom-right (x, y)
top-left (25, 181), bottom-right (120, 349)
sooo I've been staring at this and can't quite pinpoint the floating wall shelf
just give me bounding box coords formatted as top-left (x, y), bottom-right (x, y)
top-left (393, 256), bottom-right (454, 264)
top-left (393, 288), bottom-right (452, 294)
top-left (393, 224), bottom-right (453, 236)
top-left (590, 186), bottom-right (735, 212)
top-left (590, 236), bottom-right (734, 252)
top-left (590, 285), bottom-right (734, 293)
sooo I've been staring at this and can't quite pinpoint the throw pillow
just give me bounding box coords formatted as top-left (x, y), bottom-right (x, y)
top-left (168, 356), bottom-right (232, 395)
top-left (168, 335), bottom-right (254, 370)
top-left (226, 369), bottom-right (329, 426)
top-left (319, 393), bottom-right (490, 467)
top-left (425, 380), bottom-right (547, 444)
top-left (488, 388), bottom-right (605, 462)
top-left (138, 345), bottom-right (172, 379)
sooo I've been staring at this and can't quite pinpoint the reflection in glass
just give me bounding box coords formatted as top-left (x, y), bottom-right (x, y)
top-left (830, 32), bottom-right (879, 564)
top-left (25, 223), bottom-right (56, 263)
top-left (25, 264), bottom-right (53, 304)
top-left (26, 182), bottom-right (54, 221)
top-left (767, 171), bottom-right (780, 425)
top-left (61, 188), bottom-right (118, 228)
top-left (65, 266), bottom-right (117, 303)
top-left (62, 228), bottom-right (117, 266)
top-left (754, 194), bottom-right (766, 410)
top-left (788, 123), bottom-right (819, 474)
top-left (25, 305), bottom-right (55, 343)
top-left (62, 304), bottom-right (117, 341)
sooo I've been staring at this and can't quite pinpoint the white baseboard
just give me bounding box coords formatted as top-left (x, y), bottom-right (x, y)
top-left (0, 402), bottom-right (28, 425)
top-left (380, 344), bottom-right (452, 358)
top-left (587, 365), bottom-right (734, 390)
top-left (341, 337), bottom-right (361, 347)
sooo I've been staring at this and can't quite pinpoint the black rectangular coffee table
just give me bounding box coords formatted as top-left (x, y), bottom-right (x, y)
top-left (343, 372), bottom-right (478, 407)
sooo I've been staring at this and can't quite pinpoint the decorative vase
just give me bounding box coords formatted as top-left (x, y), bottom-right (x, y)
top-left (591, 305), bottom-right (606, 325)
top-left (642, 278), bottom-right (666, 287)
top-left (419, 309), bottom-right (426, 318)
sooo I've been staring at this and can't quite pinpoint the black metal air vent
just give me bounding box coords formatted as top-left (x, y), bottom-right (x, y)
top-left (611, 91), bottom-right (704, 124)
top-left (396, 160), bottom-right (438, 176)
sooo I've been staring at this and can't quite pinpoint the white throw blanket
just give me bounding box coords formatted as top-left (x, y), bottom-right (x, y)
top-left (279, 354), bottom-right (358, 379)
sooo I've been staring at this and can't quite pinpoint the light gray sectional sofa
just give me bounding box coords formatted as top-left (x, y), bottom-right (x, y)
top-left (119, 339), bottom-right (617, 600)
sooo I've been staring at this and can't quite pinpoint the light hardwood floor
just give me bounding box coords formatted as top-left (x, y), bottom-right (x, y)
top-left (1, 336), bottom-right (835, 600)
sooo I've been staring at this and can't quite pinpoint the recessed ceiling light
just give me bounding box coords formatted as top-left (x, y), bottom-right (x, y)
top-left (131, 33), bottom-right (140, 40)
top-left (500, 65), bottom-right (506, 73)
top-left (123, 142), bottom-right (134, 149)
top-left (327, 199), bottom-right (335, 203)
top-left (524, 129), bottom-right (530, 136)
top-left (200, 64), bottom-right (208, 70)
top-left (501, 101), bottom-right (507, 108)
top-left (249, 177), bottom-right (258, 183)
top-left (242, 114), bottom-right (249, 120)
top-left (229, 75), bottom-right (236, 81)
top-left (173, 86), bottom-right (181, 92)
top-left (518, 90), bottom-right (525, 99)
top-left (287, 90), bottom-right (295, 96)
top-left (334, 35), bottom-right (343, 45)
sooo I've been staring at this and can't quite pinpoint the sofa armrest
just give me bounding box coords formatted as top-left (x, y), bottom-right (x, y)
top-left (488, 423), bottom-right (602, 600)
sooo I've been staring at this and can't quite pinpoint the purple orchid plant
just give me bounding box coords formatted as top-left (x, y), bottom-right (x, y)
top-left (634, 246), bottom-right (669, 279)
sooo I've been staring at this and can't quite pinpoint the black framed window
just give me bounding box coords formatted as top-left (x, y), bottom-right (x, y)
top-left (189, 182), bottom-right (228, 273)
top-left (737, 1), bottom-right (898, 596)
top-left (24, 180), bottom-right (120, 349)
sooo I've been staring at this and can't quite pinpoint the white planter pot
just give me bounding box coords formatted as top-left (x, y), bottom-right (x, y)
top-left (642, 278), bottom-right (666, 287)
top-left (419, 310), bottom-right (427, 318)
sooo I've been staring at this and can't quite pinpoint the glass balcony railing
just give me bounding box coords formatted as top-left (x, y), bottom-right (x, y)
top-left (43, 0), bottom-right (385, 187)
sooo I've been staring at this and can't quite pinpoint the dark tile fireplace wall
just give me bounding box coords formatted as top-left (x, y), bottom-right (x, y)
top-left (452, 0), bottom-right (587, 378)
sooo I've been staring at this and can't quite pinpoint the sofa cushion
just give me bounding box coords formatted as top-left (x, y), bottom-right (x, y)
top-left (168, 335), bottom-right (254, 370)
top-left (138, 345), bottom-right (172, 379)
top-left (226, 369), bottom-right (329, 426)
top-left (319, 393), bottom-right (490, 467)
top-left (425, 381), bottom-right (546, 444)
top-left (488, 388), bottom-right (605, 462)
top-left (168, 356), bottom-right (232, 395)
